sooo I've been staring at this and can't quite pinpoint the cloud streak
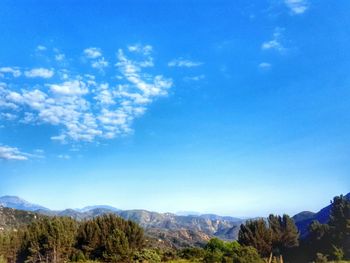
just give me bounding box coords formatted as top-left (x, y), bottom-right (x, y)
top-left (24, 68), bottom-right (54, 78)
top-left (168, 58), bottom-right (203, 68)
top-left (0, 67), bottom-right (21, 78)
top-left (261, 28), bottom-right (286, 53)
top-left (83, 47), bottom-right (102, 59)
top-left (284, 0), bottom-right (308, 14)
top-left (0, 145), bottom-right (29, 160)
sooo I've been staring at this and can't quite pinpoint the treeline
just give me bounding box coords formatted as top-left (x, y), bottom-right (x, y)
top-left (0, 194), bottom-right (349, 263)
top-left (237, 194), bottom-right (350, 262)
top-left (172, 194), bottom-right (350, 263)
top-left (0, 214), bottom-right (144, 263)
top-left (0, 213), bottom-right (264, 263)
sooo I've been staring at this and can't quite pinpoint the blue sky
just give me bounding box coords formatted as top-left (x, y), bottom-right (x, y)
top-left (0, 0), bottom-right (349, 217)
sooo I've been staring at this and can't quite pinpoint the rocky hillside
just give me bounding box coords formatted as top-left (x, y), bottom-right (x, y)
top-left (0, 206), bottom-right (41, 231)
top-left (0, 196), bottom-right (243, 248)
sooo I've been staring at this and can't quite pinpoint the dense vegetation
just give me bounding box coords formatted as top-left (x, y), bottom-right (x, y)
top-left (236, 195), bottom-right (350, 263)
top-left (0, 195), bottom-right (349, 262)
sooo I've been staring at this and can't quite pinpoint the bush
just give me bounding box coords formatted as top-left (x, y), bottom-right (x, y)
top-left (133, 248), bottom-right (162, 263)
top-left (201, 238), bottom-right (264, 263)
top-left (180, 247), bottom-right (205, 260)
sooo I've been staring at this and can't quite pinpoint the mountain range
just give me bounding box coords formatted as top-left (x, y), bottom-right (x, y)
top-left (1, 193), bottom-right (349, 247)
top-left (0, 195), bottom-right (243, 248)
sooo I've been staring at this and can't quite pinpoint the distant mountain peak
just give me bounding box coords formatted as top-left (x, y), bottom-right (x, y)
top-left (78, 205), bottom-right (120, 213)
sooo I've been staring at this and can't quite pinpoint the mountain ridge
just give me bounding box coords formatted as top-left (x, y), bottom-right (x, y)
top-left (1, 193), bottom-right (349, 245)
top-left (293, 192), bottom-right (350, 237)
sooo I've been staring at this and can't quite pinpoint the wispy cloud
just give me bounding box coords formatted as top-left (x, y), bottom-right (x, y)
top-left (49, 80), bottom-right (88, 96)
top-left (55, 52), bottom-right (66, 62)
top-left (83, 47), bottom-right (102, 59)
top-left (0, 44), bottom-right (172, 143)
top-left (183, 75), bottom-right (205, 81)
top-left (58, 154), bottom-right (70, 160)
top-left (0, 145), bottom-right (29, 160)
top-left (24, 68), bottom-right (54, 78)
top-left (258, 62), bottom-right (272, 69)
top-left (261, 28), bottom-right (285, 53)
top-left (128, 44), bottom-right (153, 55)
top-left (36, 45), bottom-right (47, 51)
top-left (168, 58), bottom-right (203, 68)
top-left (0, 67), bottom-right (21, 78)
top-left (284, 0), bottom-right (308, 14)
top-left (83, 47), bottom-right (109, 71)
top-left (91, 58), bottom-right (109, 70)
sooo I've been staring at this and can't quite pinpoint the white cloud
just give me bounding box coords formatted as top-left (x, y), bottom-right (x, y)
top-left (0, 45), bottom-right (173, 143)
top-left (49, 80), bottom-right (89, 96)
top-left (24, 68), bottom-right (54, 78)
top-left (184, 75), bottom-right (205, 81)
top-left (0, 67), bottom-right (21, 77)
top-left (91, 58), bottom-right (109, 70)
top-left (58, 154), bottom-right (70, 159)
top-left (0, 112), bottom-right (17, 121)
top-left (258, 62), bottom-right (272, 69)
top-left (261, 28), bottom-right (285, 52)
top-left (94, 83), bottom-right (115, 105)
top-left (0, 145), bottom-right (29, 160)
top-left (55, 53), bottom-right (65, 62)
top-left (128, 44), bottom-right (153, 55)
top-left (168, 58), bottom-right (203, 68)
top-left (83, 47), bottom-right (109, 70)
top-left (83, 47), bottom-right (102, 59)
top-left (284, 0), bottom-right (308, 14)
top-left (36, 45), bottom-right (47, 51)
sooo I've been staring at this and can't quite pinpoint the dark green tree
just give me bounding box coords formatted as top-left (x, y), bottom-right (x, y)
top-left (328, 195), bottom-right (350, 258)
top-left (76, 214), bottom-right (144, 262)
top-left (23, 217), bottom-right (78, 263)
top-left (268, 214), bottom-right (299, 255)
top-left (238, 219), bottom-right (272, 257)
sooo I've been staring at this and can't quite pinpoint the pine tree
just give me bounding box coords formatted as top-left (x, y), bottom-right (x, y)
top-left (238, 219), bottom-right (272, 257)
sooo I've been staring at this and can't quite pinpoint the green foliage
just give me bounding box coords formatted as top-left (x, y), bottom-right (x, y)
top-left (0, 214), bottom-right (145, 263)
top-left (328, 195), bottom-right (350, 258)
top-left (231, 245), bottom-right (264, 263)
top-left (238, 218), bottom-right (272, 257)
top-left (23, 216), bottom-right (78, 263)
top-left (202, 238), bottom-right (263, 263)
top-left (0, 229), bottom-right (25, 263)
top-left (238, 214), bottom-right (299, 258)
top-left (303, 195), bottom-right (350, 262)
top-left (179, 247), bottom-right (206, 260)
top-left (133, 248), bottom-right (162, 262)
top-left (0, 255), bottom-right (6, 263)
top-left (76, 214), bottom-right (144, 262)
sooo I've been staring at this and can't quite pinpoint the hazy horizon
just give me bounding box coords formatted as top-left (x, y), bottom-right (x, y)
top-left (1, 192), bottom-right (347, 219)
top-left (0, 0), bottom-right (349, 217)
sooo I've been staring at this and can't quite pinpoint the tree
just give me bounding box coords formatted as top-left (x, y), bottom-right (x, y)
top-left (238, 219), bottom-right (272, 257)
top-left (328, 195), bottom-right (350, 258)
top-left (76, 214), bottom-right (145, 262)
top-left (303, 195), bottom-right (350, 261)
top-left (23, 217), bottom-right (78, 263)
top-left (268, 214), bottom-right (299, 255)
